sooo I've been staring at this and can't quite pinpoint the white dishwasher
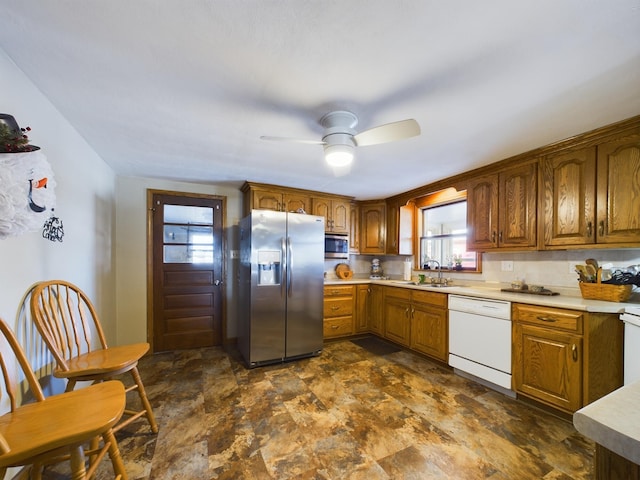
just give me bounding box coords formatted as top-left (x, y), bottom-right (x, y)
top-left (448, 295), bottom-right (513, 394)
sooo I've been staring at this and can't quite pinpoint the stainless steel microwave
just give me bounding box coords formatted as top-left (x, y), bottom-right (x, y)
top-left (325, 234), bottom-right (349, 259)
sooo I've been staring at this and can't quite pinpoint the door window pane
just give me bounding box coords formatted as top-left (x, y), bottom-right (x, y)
top-left (163, 205), bottom-right (214, 264)
top-left (164, 205), bottom-right (213, 224)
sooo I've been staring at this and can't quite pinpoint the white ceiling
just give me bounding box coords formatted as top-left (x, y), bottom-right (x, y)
top-left (1, 1), bottom-right (639, 200)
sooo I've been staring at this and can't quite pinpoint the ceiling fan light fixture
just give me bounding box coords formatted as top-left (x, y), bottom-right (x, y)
top-left (324, 143), bottom-right (354, 167)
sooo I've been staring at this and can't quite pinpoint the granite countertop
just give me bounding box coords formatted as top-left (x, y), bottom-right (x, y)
top-left (324, 277), bottom-right (639, 313)
top-left (574, 381), bottom-right (640, 465)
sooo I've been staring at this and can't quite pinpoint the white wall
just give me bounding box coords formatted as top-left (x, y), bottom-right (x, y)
top-left (115, 176), bottom-right (243, 345)
top-left (0, 48), bottom-right (117, 339)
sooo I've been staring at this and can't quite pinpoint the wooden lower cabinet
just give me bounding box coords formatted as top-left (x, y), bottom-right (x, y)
top-left (383, 288), bottom-right (412, 347)
top-left (382, 286), bottom-right (448, 361)
top-left (369, 285), bottom-right (384, 335)
top-left (355, 284), bottom-right (369, 333)
top-left (323, 285), bottom-right (355, 339)
top-left (512, 303), bottom-right (623, 414)
top-left (596, 444), bottom-right (640, 480)
top-left (410, 290), bottom-right (448, 362)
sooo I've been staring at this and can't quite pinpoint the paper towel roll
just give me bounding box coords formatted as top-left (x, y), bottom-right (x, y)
top-left (403, 261), bottom-right (412, 281)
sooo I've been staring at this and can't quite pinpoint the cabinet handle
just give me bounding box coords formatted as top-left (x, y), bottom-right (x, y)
top-left (331, 306), bottom-right (340, 311)
top-left (405, 307), bottom-right (410, 318)
top-left (491, 231), bottom-right (496, 243)
top-left (332, 325), bottom-right (339, 330)
top-left (598, 220), bottom-right (604, 237)
top-left (536, 316), bottom-right (556, 322)
top-left (587, 221), bottom-right (592, 238)
top-left (331, 290), bottom-right (341, 294)
top-left (499, 231), bottom-right (503, 243)
top-left (572, 344), bottom-right (578, 362)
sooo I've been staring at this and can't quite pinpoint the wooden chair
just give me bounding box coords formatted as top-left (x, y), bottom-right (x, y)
top-left (0, 317), bottom-right (128, 479)
top-left (30, 280), bottom-right (158, 435)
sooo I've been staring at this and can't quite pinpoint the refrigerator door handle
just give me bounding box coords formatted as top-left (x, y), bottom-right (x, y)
top-left (287, 236), bottom-right (293, 297)
top-left (281, 236), bottom-right (287, 298)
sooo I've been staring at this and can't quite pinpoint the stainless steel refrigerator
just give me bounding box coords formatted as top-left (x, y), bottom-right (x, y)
top-left (238, 210), bottom-right (325, 367)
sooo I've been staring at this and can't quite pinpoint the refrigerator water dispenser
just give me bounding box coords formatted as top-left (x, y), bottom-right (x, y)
top-left (257, 250), bottom-right (281, 285)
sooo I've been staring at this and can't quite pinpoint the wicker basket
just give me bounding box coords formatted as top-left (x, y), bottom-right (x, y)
top-left (579, 268), bottom-right (632, 302)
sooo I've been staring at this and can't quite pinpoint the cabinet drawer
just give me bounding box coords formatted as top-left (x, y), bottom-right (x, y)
top-left (513, 304), bottom-right (583, 333)
top-left (324, 285), bottom-right (354, 297)
top-left (324, 298), bottom-right (353, 317)
top-left (411, 290), bottom-right (448, 308)
top-left (324, 316), bottom-right (353, 338)
top-left (384, 286), bottom-right (412, 300)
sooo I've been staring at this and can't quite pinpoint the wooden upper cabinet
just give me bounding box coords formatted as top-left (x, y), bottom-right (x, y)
top-left (499, 162), bottom-right (537, 248)
top-left (541, 128), bottom-right (640, 248)
top-left (349, 202), bottom-right (360, 253)
top-left (596, 131), bottom-right (640, 244)
top-left (360, 202), bottom-right (386, 254)
top-left (467, 162), bottom-right (537, 251)
top-left (542, 148), bottom-right (597, 247)
top-left (244, 186), bottom-right (311, 215)
top-left (386, 199), bottom-right (400, 255)
top-left (467, 174), bottom-right (499, 250)
top-left (312, 196), bottom-right (350, 234)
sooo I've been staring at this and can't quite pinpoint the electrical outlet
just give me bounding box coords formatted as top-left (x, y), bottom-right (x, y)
top-left (501, 260), bottom-right (514, 272)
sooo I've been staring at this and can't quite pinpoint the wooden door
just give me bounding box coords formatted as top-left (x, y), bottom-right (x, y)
top-left (331, 199), bottom-right (350, 234)
top-left (498, 162), bottom-right (537, 248)
top-left (513, 324), bottom-right (582, 412)
top-left (410, 303), bottom-right (447, 361)
top-left (360, 203), bottom-right (386, 254)
top-left (253, 190), bottom-right (283, 211)
top-left (150, 192), bottom-right (224, 352)
top-left (355, 284), bottom-right (369, 333)
top-left (542, 148), bottom-right (597, 247)
top-left (349, 202), bottom-right (360, 253)
top-left (282, 192), bottom-right (311, 213)
top-left (596, 132), bottom-right (640, 244)
top-left (311, 197), bottom-right (332, 232)
top-left (369, 285), bottom-right (384, 335)
top-left (383, 289), bottom-right (411, 347)
top-left (466, 174), bottom-right (498, 250)
top-left (386, 199), bottom-right (399, 255)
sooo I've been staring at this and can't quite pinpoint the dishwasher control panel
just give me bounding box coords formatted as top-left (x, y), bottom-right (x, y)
top-left (448, 295), bottom-right (511, 320)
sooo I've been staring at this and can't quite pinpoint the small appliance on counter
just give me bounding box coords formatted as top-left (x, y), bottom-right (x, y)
top-left (370, 258), bottom-right (383, 279)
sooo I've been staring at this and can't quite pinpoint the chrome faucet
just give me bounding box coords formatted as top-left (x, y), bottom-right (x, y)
top-left (423, 260), bottom-right (443, 284)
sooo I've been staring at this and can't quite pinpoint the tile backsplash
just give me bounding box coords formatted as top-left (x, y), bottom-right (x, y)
top-left (326, 249), bottom-right (640, 294)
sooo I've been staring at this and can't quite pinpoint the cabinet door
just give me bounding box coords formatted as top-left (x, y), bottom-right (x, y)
top-left (331, 199), bottom-right (350, 234)
top-left (386, 199), bottom-right (399, 255)
top-left (384, 296), bottom-right (411, 347)
top-left (349, 202), bottom-right (360, 253)
top-left (283, 193), bottom-right (311, 214)
top-left (355, 284), bottom-right (369, 333)
top-left (513, 323), bottom-right (582, 412)
top-left (410, 303), bottom-right (447, 361)
top-left (467, 174), bottom-right (498, 250)
top-left (542, 148), bottom-right (597, 247)
top-left (369, 285), bottom-right (384, 335)
top-left (253, 190), bottom-right (283, 211)
top-left (312, 197), bottom-right (332, 232)
top-left (498, 162), bottom-right (537, 248)
top-left (360, 203), bottom-right (386, 254)
top-left (596, 132), bottom-right (640, 244)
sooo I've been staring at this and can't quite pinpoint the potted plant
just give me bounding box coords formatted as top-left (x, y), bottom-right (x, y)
top-left (452, 254), bottom-right (463, 270)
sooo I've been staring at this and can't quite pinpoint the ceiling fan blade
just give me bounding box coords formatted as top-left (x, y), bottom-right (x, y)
top-left (260, 135), bottom-right (324, 145)
top-left (353, 119), bottom-right (420, 147)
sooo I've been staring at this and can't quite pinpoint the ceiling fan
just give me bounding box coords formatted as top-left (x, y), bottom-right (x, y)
top-left (260, 110), bottom-right (421, 168)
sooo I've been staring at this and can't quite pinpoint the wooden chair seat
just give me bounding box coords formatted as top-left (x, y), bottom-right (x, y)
top-left (30, 280), bottom-right (158, 434)
top-left (55, 343), bottom-right (150, 379)
top-left (0, 317), bottom-right (128, 479)
top-left (0, 381), bottom-right (124, 465)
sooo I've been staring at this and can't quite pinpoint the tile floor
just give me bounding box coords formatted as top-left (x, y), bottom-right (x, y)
top-left (50, 336), bottom-right (595, 479)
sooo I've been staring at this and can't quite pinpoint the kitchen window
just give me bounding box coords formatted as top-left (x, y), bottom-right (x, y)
top-left (416, 189), bottom-right (479, 272)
